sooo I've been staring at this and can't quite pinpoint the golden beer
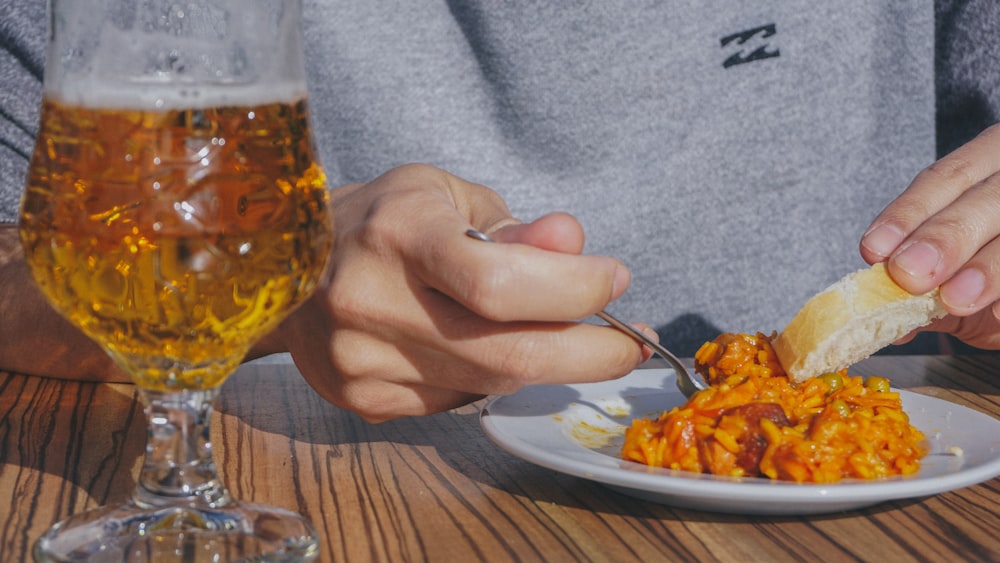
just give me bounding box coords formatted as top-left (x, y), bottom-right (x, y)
top-left (20, 98), bottom-right (333, 391)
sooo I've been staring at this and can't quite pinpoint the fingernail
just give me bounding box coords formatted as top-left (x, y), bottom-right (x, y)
top-left (892, 241), bottom-right (942, 280)
top-left (611, 265), bottom-right (630, 299)
top-left (861, 223), bottom-right (906, 259)
top-left (940, 268), bottom-right (986, 311)
top-left (639, 325), bottom-right (660, 341)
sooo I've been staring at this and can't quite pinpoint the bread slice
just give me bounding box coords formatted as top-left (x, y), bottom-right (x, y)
top-left (773, 262), bottom-right (947, 382)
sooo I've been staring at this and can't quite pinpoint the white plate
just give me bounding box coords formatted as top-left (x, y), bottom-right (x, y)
top-left (480, 369), bottom-right (1000, 515)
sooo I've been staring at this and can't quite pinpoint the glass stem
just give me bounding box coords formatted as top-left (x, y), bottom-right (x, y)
top-left (133, 387), bottom-right (233, 510)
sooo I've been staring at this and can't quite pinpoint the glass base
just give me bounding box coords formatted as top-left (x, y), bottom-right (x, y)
top-left (33, 501), bottom-right (319, 562)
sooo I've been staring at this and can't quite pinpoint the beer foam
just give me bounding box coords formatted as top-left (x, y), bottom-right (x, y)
top-left (47, 2), bottom-right (310, 111)
top-left (50, 79), bottom-right (310, 111)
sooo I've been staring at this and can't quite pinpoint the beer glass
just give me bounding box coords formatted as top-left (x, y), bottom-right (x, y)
top-left (20, 1), bottom-right (333, 560)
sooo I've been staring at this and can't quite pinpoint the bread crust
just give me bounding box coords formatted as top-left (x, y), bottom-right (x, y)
top-left (773, 263), bottom-right (946, 382)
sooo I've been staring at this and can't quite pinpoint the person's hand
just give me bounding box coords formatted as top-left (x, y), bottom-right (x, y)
top-left (274, 163), bottom-right (653, 421)
top-left (860, 123), bottom-right (1000, 349)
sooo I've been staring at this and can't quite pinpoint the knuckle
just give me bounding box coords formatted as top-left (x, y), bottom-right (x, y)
top-left (391, 162), bottom-right (440, 178)
top-left (326, 279), bottom-right (366, 321)
top-left (972, 176), bottom-right (1000, 223)
top-left (922, 154), bottom-right (977, 188)
top-left (325, 331), bottom-right (385, 380)
top-left (487, 334), bottom-right (549, 393)
top-left (315, 345), bottom-right (403, 420)
top-left (349, 198), bottom-right (405, 251)
top-left (928, 214), bottom-right (979, 246)
top-left (337, 381), bottom-right (402, 422)
top-left (445, 169), bottom-right (510, 214)
top-left (469, 183), bottom-right (510, 214)
top-left (920, 204), bottom-right (998, 263)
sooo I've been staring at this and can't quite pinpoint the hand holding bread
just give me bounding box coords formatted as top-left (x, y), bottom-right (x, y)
top-left (858, 124), bottom-right (1000, 354)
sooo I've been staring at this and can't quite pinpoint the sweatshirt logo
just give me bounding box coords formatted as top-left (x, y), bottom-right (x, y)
top-left (721, 24), bottom-right (780, 68)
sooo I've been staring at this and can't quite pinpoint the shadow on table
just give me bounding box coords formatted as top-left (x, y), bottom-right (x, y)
top-left (0, 372), bottom-right (145, 509)
top-left (215, 357), bottom-right (666, 449)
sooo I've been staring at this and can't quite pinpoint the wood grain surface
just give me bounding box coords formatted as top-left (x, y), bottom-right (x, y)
top-left (2, 354), bottom-right (999, 562)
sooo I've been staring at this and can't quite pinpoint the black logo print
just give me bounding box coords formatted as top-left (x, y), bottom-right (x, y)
top-left (721, 24), bottom-right (780, 68)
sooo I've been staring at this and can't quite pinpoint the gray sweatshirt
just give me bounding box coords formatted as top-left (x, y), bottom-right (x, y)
top-left (1, 1), bottom-right (998, 354)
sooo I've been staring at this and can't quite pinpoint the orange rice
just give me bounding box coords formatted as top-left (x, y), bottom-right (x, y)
top-left (620, 332), bottom-right (927, 483)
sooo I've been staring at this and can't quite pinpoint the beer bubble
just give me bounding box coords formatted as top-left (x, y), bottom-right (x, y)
top-left (175, 201), bottom-right (196, 222)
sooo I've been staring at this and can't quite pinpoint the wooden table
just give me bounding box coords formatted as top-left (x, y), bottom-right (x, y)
top-left (2, 354), bottom-right (999, 562)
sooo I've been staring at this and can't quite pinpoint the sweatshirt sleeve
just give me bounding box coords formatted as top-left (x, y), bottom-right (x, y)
top-left (935, 0), bottom-right (1000, 156)
top-left (0, 1), bottom-right (46, 225)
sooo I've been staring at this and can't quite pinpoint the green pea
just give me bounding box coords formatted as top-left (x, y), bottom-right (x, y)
top-left (865, 376), bottom-right (890, 393)
top-left (829, 399), bottom-right (851, 418)
top-left (819, 372), bottom-right (843, 393)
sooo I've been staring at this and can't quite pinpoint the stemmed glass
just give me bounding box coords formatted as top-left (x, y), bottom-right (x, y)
top-left (19, 1), bottom-right (332, 560)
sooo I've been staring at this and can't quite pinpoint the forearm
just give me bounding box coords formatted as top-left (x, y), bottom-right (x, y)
top-left (0, 225), bottom-right (127, 381)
